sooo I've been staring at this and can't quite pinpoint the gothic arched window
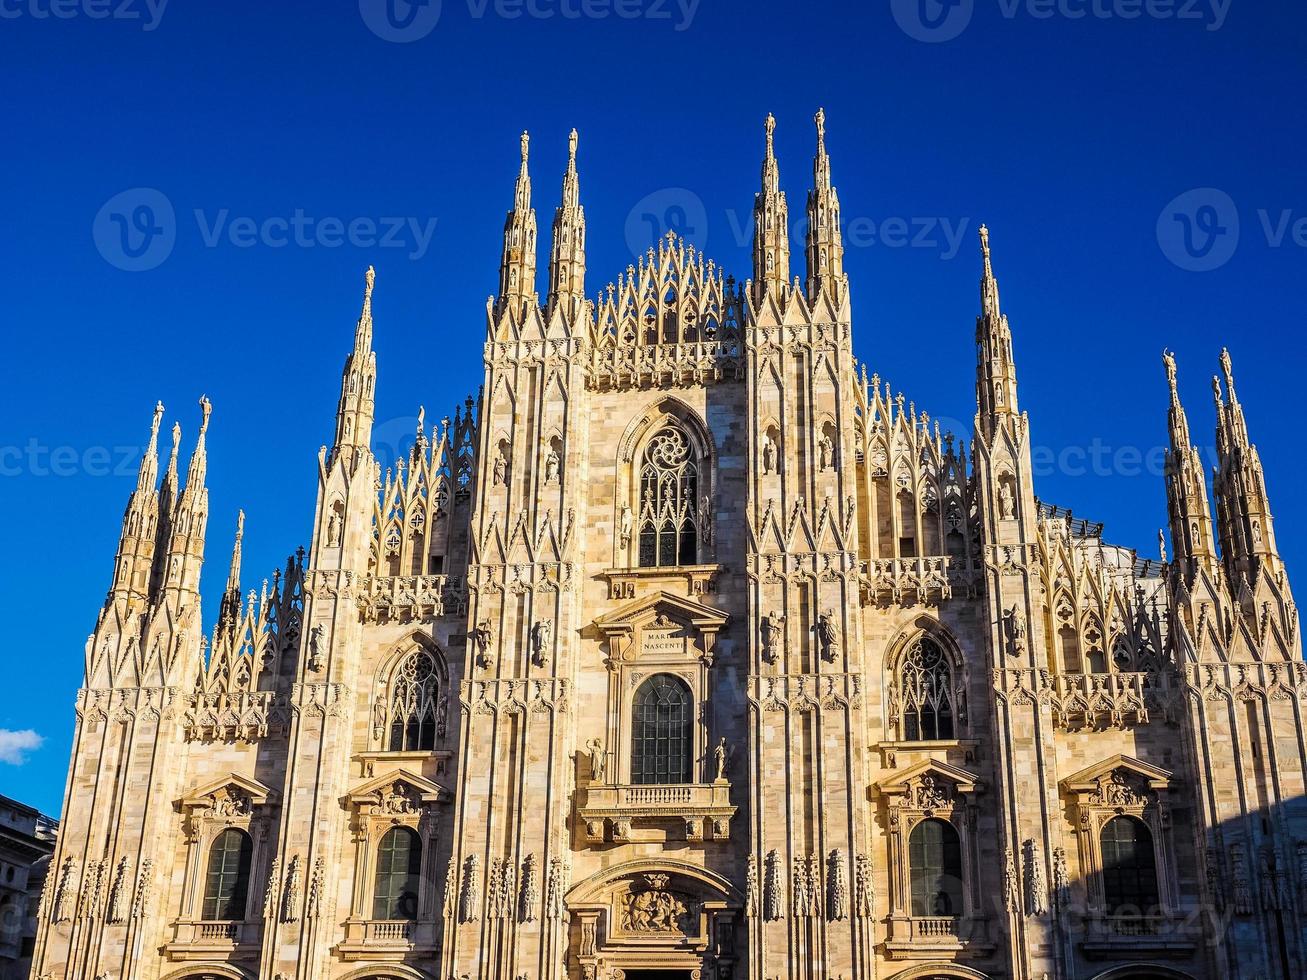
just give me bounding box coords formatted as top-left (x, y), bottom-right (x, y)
top-left (372, 826), bottom-right (422, 921)
top-left (900, 638), bottom-right (956, 741)
top-left (637, 425), bottom-right (701, 568)
top-left (388, 650), bottom-right (440, 752)
top-left (1101, 816), bottom-right (1159, 916)
top-left (631, 674), bottom-right (693, 785)
top-left (908, 818), bottom-right (964, 917)
top-left (201, 828), bottom-right (253, 921)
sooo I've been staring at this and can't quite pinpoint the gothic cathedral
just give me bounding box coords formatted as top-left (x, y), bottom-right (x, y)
top-left (31, 114), bottom-right (1306, 980)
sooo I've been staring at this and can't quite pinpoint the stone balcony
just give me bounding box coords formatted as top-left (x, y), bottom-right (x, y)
top-left (576, 780), bottom-right (736, 844)
top-left (883, 914), bottom-right (994, 961)
top-left (1080, 914), bottom-right (1197, 959)
top-left (164, 919), bottom-right (261, 959)
top-left (336, 918), bottom-right (438, 960)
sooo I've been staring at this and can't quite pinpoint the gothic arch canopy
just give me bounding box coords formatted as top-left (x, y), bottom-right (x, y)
top-left (372, 628), bottom-right (450, 689)
top-left (617, 395), bottom-right (714, 466)
top-left (886, 614), bottom-right (964, 671)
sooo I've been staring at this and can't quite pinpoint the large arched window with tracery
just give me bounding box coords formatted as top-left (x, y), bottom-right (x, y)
top-left (637, 425), bottom-right (701, 568)
top-left (631, 674), bottom-right (693, 784)
top-left (900, 638), bottom-right (956, 741)
top-left (201, 828), bottom-right (253, 921)
top-left (1101, 816), bottom-right (1160, 916)
top-left (388, 649), bottom-right (440, 751)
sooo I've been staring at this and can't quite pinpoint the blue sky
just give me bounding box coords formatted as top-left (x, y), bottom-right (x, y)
top-left (1, 0), bottom-right (1304, 816)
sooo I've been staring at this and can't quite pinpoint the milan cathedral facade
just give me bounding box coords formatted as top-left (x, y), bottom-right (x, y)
top-left (31, 114), bottom-right (1306, 980)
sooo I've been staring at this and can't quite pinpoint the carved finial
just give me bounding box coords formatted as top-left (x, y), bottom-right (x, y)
top-left (568, 127), bottom-right (578, 162)
top-left (417, 406), bottom-right (426, 434)
top-left (979, 224), bottom-right (992, 275)
top-left (198, 395), bottom-right (212, 436)
top-left (520, 130), bottom-right (530, 164)
top-left (1159, 529), bottom-right (1168, 564)
top-left (169, 422), bottom-right (182, 461)
top-left (815, 107), bottom-right (826, 145)
top-left (765, 112), bottom-right (776, 153)
top-left (1212, 374), bottom-right (1224, 407)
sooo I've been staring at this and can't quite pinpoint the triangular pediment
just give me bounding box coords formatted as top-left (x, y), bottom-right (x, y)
top-left (874, 758), bottom-right (980, 797)
top-left (593, 590), bottom-right (729, 635)
top-left (181, 772), bottom-right (276, 809)
top-left (347, 767), bottom-right (450, 806)
top-left (1061, 754), bottom-right (1174, 794)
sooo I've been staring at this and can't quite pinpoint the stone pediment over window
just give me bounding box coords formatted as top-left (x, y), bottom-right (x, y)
top-left (593, 590), bottom-right (730, 667)
top-left (873, 758), bottom-right (982, 813)
top-left (346, 768), bottom-right (451, 814)
top-left (1060, 755), bottom-right (1174, 803)
top-left (180, 772), bottom-right (277, 817)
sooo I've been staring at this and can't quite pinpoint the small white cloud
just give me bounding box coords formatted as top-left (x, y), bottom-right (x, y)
top-left (0, 730), bottom-right (43, 766)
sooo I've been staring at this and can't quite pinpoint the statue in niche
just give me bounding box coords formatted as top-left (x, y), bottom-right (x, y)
top-left (530, 620), bottom-right (552, 667)
top-left (619, 503), bottom-right (634, 548)
top-left (544, 447), bottom-right (561, 484)
top-left (587, 739), bottom-right (606, 783)
top-left (308, 624), bottom-right (326, 672)
top-left (326, 512), bottom-right (342, 548)
top-left (760, 611), bottom-right (784, 663)
top-left (818, 434), bottom-right (835, 472)
top-left (469, 620), bottom-right (493, 669)
top-left (492, 451), bottom-right (508, 487)
top-left (998, 480), bottom-right (1016, 520)
top-left (816, 610), bottom-right (839, 662)
top-left (762, 436), bottom-right (778, 475)
top-left (1006, 606), bottom-right (1027, 658)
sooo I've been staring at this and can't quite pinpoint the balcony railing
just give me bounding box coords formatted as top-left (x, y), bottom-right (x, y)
top-left (577, 780), bottom-right (735, 843)
top-left (196, 921), bottom-right (239, 940)
top-left (913, 916), bottom-right (961, 939)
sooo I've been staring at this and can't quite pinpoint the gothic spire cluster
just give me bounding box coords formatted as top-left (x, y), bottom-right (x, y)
top-left (974, 225), bottom-right (1020, 438)
top-left (805, 107), bottom-right (845, 303)
top-left (547, 128), bottom-right (587, 322)
top-left (334, 266), bottom-right (378, 458)
top-left (752, 112), bottom-right (791, 303)
top-left (496, 131), bottom-right (539, 320)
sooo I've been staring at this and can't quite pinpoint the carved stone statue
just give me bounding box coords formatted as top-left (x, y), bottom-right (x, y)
top-left (818, 434), bottom-right (835, 472)
top-left (308, 623), bottom-right (326, 672)
top-left (544, 447), bottom-right (561, 484)
top-left (762, 436), bottom-right (778, 475)
top-left (530, 620), bottom-right (552, 667)
top-left (1006, 606), bottom-right (1027, 658)
top-left (998, 479), bottom-right (1017, 520)
top-left (817, 610), bottom-right (839, 662)
top-left (470, 620), bottom-right (493, 669)
top-left (587, 739), bottom-right (606, 783)
top-left (713, 737), bottom-right (734, 781)
top-left (619, 503), bottom-right (634, 548)
top-left (492, 451), bottom-right (508, 487)
top-left (760, 611), bottom-right (784, 663)
top-left (326, 512), bottom-right (342, 548)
